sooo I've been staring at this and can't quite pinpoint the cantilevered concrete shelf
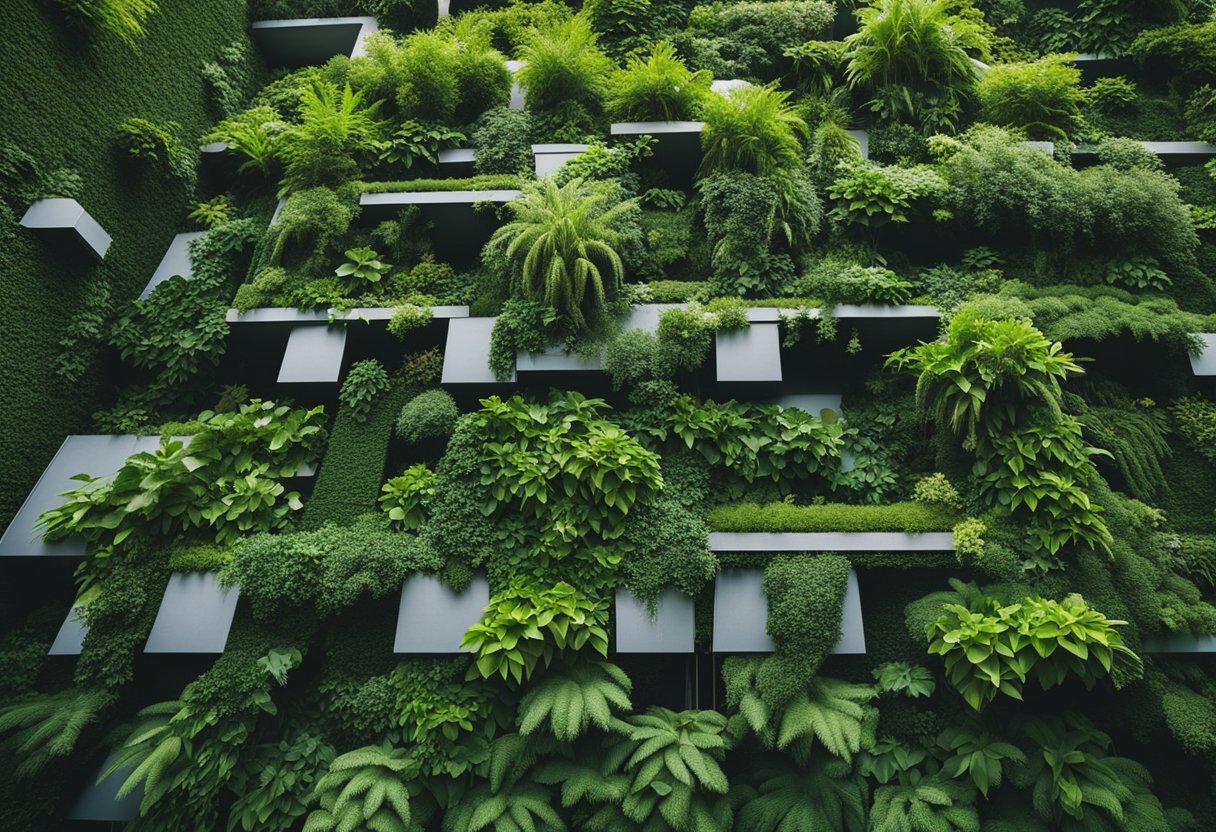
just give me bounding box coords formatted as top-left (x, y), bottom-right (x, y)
top-left (611, 120), bottom-right (704, 185)
top-left (360, 190), bottom-right (521, 264)
top-left (533, 143), bottom-right (588, 177)
top-left (394, 574), bottom-right (489, 653)
top-left (20, 198), bottom-right (112, 260)
top-left (278, 325), bottom-right (348, 384)
top-left (765, 391), bottom-right (843, 415)
top-left (228, 305), bottom-right (469, 324)
top-left (514, 304), bottom-right (681, 373)
top-left (616, 588), bottom-right (695, 653)
top-left (0, 435), bottom-right (162, 558)
top-left (847, 129), bottom-right (870, 160)
top-left (712, 568), bottom-right (866, 653)
top-left (708, 531), bottom-right (956, 552)
top-left (715, 322), bottom-right (783, 382)
top-left (140, 231), bottom-right (204, 299)
top-left (144, 572), bottom-right (239, 654)
top-left (1141, 633), bottom-right (1216, 653)
top-left (1073, 141), bottom-right (1216, 164)
top-left (359, 189), bottom-right (521, 217)
top-left (250, 16), bottom-right (379, 66)
top-left (437, 148), bottom-right (477, 177)
top-left (443, 317), bottom-right (512, 383)
top-left (67, 752), bottom-right (142, 823)
top-left (1189, 333), bottom-right (1216, 376)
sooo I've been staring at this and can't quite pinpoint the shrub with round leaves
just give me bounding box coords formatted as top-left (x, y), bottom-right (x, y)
top-left (395, 389), bottom-right (458, 445)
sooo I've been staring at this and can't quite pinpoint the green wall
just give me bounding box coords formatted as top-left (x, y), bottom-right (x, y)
top-left (0, 0), bottom-right (255, 527)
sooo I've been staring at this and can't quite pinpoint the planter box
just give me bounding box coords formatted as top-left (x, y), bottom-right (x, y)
top-left (66, 752), bottom-right (142, 822)
top-left (0, 435), bottom-right (164, 558)
top-left (708, 531), bottom-right (956, 552)
top-left (833, 303), bottom-right (939, 319)
top-left (615, 588), bottom-right (695, 653)
top-left (1190, 333), bottom-right (1216, 376)
top-left (610, 121), bottom-right (704, 186)
top-left (764, 391), bottom-right (843, 416)
top-left (144, 572), bottom-right (239, 654)
top-left (1069, 52), bottom-right (1133, 81)
top-left (20, 198), bottom-right (111, 260)
top-left (437, 147), bottom-right (477, 178)
top-left (140, 231), bottom-right (204, 299)
top-left (250, 16), bottom-right (379, 66)
top-left (278, 324), bottom-right (348, 384)
top-left (360, 190), bottom-right (520, 265)
top-left (515, 303), bottom-right (683, 374)
top-left (533, 143), bottom-right (588, 177)
top-left (394, 574), bottom-right (489, 653)
top-left (712, 568), bottom-right (865, 653)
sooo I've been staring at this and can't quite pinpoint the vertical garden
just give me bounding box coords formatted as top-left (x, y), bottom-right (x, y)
top-left (2, 0), bottom-right (1216, 829)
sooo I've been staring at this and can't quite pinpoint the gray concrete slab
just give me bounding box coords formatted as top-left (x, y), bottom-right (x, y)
top-left (712, 568), bottom-right (865, 653)
top-left (708, 531), bottom-right (956, 552)
top-left (0, 435), bottom-right (163, 558)
top-left (20, 198), bottom-right (111, 260)
top-left (443, 317), bottom-right (511, 383)
top-left (715, 323), bottom-right (783, 382)
top-left (140, 231), bottom-right (205, 299)
top-left (144, 572), bottom-right (239, 654)
top-left (277, 325), bottom-right (348, 384)
top-left (616, 588), bottom-right (694, 653)
top-left (394, 574), bottom-right (490, 653)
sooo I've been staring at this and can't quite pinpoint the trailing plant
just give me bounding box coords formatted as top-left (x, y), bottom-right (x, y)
top-left (1171, 395), bottom-right (1216, 464)
top-left (490, 177), bottom-right (636, 332)
top-left (0, 688), bottom-right (112, 779)
top-left (926, 586), bottom-right (1142, 711)
top-left (116, 117), bottom-right (195, 186)
top-left (338, 359), bottom-right (390, 424)
top-left (461, 578), bottom-right (610, 684)
top-left (55, 0), bottom-right (159, 45)
top-left (386, 304), bottom-right (432, 339)
top-left (379, 463), bottom-right (435, 531)
top-left (488, 298), bottom-right (550, 381)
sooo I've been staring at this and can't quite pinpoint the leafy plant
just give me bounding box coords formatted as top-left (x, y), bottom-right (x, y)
top-left (700, 84), bottom-right (808, 176)
top-left (338, 360), bottom-right (390, 424)
top-left (826, 161), bottom-right (945, 228)
top-left (189, 195), bottom-right (235, 228)
top-left (334, 246), bottom-right (391, 286)
top-left (0, 689), bottom-right (111, 779)
top-left (517, 16), bottom-right (614, 139)
top-left (517, 658), bottom-right (632, 741)
top-left (490, 177), bottom-right (636, 332)
top-left (926, 588), bottom-right (1142, 711)
top-left (115, 117), bottom-right (194, 184)
top-left (206, 105), bottom-right (287, 176)
top-left (386, 304), bottom-right (433, 340)
top-left (373, 120), bottom-right (465, 169)
top-left (461, 578), bottom-right (610, 684)
top-left (379, 463), bottom-right (435, 531)
top-left (1171, 395), bottom-right (1216, 463)
top-left (937, 726), bottom-right (1025, 797)
top-left (873, 662), bottom-right (936, 699)
top-left (607, 41), bottom-right (710, 121)
top-left (868, 777), bottom-right (979, 832)
top-left (977, 56), bottom-right (1084, 141)
top-left (302, 742), bottom-right (419, 832)
top-left (395, 389), bottom-right (457, 445)
top-left (278, 81), bottom-right (383, 195)
top-left (1103, 256), bottom-right (1171, 291)
top-left (227, 733), bottom-right (335, 832)
top-left (736, 757), bottom-right (868, 832)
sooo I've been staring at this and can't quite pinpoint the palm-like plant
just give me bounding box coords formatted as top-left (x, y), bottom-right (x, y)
top-left (607, 41), bottom-right (711, 122)
top-left (491, 178), bottom-right (636, 332)
top-left (844, 0), bottom-right (980, 130)
top-left (102, 700), bottom-right (187, 814)
top-left (736, 757), bottom-right (868, 832)
top-left (302, 743), bottom-right (420, 832)
top-left (517, 659), bottom-right (632, 742)
top-left (0, 688), bottom-right (111, 779)
top-left (700, 85), bottom-right (809, 176)
top-left (279, 81), bottom-right (384, 195)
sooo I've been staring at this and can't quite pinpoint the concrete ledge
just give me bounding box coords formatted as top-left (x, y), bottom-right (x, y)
top-left (833, 303), bottom-right (940, 319)
top-left (1141, 633), bottom-right (1216, 653)
top-left (715, 324), bottom-right (782, 382)
top-left (611, 120), bottom-right (704, 136)
top-left (68, 752), bottom-right (142, 822)
top-left (20, 198), bottom-right (112, 260)
top-left (140, 231), bottom-right (205, 299)
top-left (227, 305), bottom-right (469, 324)
top-left (708, 531), bottom-right (956, 552)
top-left (444, 317), bottom-right (512, 383)
top-left (1189, 333), bottom-right (1216, 376)
top-left (616, 588), bottom-right (694, 653)
top-left (278, 324), bottom-right (348, 384)
top-left (49, 604), bottom-right (88, 656)
top-left (533, 143), bottom-right (588, 177)
top-left (251, 16), bottom-right (379, 66)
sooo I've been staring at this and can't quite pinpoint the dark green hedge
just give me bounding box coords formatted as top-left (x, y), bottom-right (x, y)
top-left (0, 0), bottom-right (257, 528)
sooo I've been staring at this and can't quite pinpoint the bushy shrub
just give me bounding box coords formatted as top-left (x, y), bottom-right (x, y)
top-left (677, 0), bottom-right (835, 81)
top-left (825, 161), bottom-right (945, 228)
top-left (517, 17), bottom-right (614, 140)
top-left (619, 496), bottom-right (717, 605)
top-left (263, 186), bottom-right (359, 273)
top-left (1171, 395), bottom-right (1216, 463)
top-left (1094, 136), bottom-right (1163, 172)
top-left (339, 360), bottom-right (390, 424)
top-left (606, 41), bottom-right (710, 122)
top-left (977, 56), bottom-right (1084, 141)
top-left (911, 473), bottom-right (962, 509)
top-left (386, 304), bottom-right (433, 340)
top-left (278, 82), bottom-right (383, 194)
top-left (700, 85), bottom-right (808, 176)
top-left (707, 501), bottom-right (959, 533)
top-left (655, 307), bottom-right (712, 372)
top-left (800, 264), bottom-right (914, 305)
top-left (604, 328), bottom-right (664, 389)
top-left (395, 389), bottom-right (458, 444)
top-left (472, 107), bottom-right (533, 176)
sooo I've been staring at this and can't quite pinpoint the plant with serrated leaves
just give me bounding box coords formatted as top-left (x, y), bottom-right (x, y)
top-left (1104, 256), bottom-right (1171, 291)
top-left (206, 105), bottom-right (287, 176)
top-left (615, 708), bottom-right (734, 830)
top-left (869, 776), bottom-right (980, 832)
top-left (302, 742), bottom-right (419, 832)
top-left (56, 0), bottom-right (158, 46)
top-left (736, 756), bottom-right (868, 832)
top-left (887, 308), bottom-right (1086, 449)
top-left (335, 246), bottom-right (392, 286)
top-left (607, 41), bottom-right (710, 122)
top-left (491, 177), bottom-right (636, 332)
top-left (339, 360), bottom-right (390, 424)
top-left (517, 658), bottom-right (632, 742)
top-left (873, 662), bottom-right (936, 698)
top-left (927, 589), bottom-right (1141, 711)
top-left (279, 81), bottom-right (384, 195)
top-left (227, 733), bottom-right (335, 832)
top-left (700, 84), bottom-right (808, 176)
top-left (936, 726), bottom-right (1025, 798)
top-left (189, 195), bottom-right (235, 228)
top-left (0, 688), bottom-right (112, 779)
top-left (374, 120), bottom-right (465, 169)
top-left (462, 578), bottom-right (609, 684)
top-left (443, 773), bottom-right (564, 832)
top-left (379, 464), bottom-right (436, 531)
